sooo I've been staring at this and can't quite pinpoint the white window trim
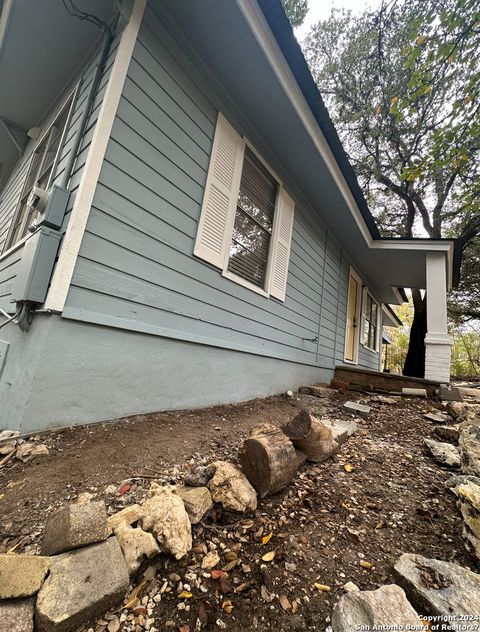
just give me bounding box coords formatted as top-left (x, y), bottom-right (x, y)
top-left (220, 137), bottom-right (283, 299)
top-left (344, 266), bottom-right (362, 365)
top-left (361, 287), bottom-right (381, 353)
top-left (2, 87), bottom-right (77, 254)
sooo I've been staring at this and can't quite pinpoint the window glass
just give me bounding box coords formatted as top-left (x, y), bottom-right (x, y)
top-left (363, 292), bottom-right (379, 350)
top-left (227, 148), bottom-right (277, 288)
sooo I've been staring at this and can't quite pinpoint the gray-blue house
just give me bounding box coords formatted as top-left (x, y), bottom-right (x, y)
top-left (0, 0), bottom-right (456, 432)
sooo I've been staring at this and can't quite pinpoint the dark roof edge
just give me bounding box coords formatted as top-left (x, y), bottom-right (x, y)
top-left (383, 302), bottom-right (404, 327)
top-left (257, 0), bottom-right (381, 240)
top-left (397, 288), bottom-right (408, 303)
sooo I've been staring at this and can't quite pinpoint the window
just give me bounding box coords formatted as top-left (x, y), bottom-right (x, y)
top-left (362, 291), bottom-right (379, 351)
top-left (227, 147), bottom-right (277, 288)
top-left (194, 112), bottom-right (295, 301)
top-left (4, 96), bottom-right (72, 251)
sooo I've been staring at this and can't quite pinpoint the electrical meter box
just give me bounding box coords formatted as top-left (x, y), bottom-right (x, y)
top-left (12, 228), bottom-right (62, 304)
top-left (41, 185), bottom-right (70, 230)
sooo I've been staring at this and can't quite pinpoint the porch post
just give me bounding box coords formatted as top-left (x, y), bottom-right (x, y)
top-left (424, 252), bottom-right (451, 383)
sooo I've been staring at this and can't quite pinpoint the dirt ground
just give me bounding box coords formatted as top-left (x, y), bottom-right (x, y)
top-left (0, 389), bottom-right (476, 631)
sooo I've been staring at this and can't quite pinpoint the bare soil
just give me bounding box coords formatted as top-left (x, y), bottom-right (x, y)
top-left (0, 389), bottom-right (476, 631)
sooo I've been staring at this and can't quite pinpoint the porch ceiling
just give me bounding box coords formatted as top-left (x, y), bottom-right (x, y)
top-left (159, 0), bottom-right (453, 305)
top-left (0, 0), bottom-right (114, 189)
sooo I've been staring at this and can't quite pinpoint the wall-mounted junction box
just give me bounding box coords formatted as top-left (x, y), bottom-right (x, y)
top-left (12, 228), bottom-right (62, 304)
top-left (41, 185), bottom-right (70, 230)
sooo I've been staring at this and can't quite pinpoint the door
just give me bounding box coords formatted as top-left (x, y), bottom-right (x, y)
top-left (345, 269), bottom-right (361, 362)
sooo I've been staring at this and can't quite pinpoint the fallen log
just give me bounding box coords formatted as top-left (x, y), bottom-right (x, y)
top-left (282, 409), bottom-right (339, 463)
top-left (239, 423), bottom-right (299, 498)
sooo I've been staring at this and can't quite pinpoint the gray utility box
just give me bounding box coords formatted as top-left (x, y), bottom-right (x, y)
top-left (12, 228), bottom-right (62, 304)
top-left (42, 185), bottom-right (70, 230)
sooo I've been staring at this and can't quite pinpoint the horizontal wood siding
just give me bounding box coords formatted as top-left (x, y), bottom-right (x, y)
top-left (62, 5), bottom-right (356, 370)
top-left (0, 243), bottom-right (24, 313)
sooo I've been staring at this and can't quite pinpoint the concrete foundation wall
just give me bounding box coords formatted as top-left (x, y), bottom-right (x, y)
top-left (0, 314), bottom-right (332, 433)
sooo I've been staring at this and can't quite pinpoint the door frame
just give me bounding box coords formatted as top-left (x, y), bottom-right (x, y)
top-left (344, 266), bottom-right (362, 364)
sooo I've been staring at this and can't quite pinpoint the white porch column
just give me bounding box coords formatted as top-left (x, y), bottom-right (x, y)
top-left (424, 252), bottom-right (452, 383)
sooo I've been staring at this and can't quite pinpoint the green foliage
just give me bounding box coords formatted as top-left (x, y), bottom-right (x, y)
top-left (281, 0), bottom-right (308, 27)
top-left (302, 0), bottom-right (480, 322)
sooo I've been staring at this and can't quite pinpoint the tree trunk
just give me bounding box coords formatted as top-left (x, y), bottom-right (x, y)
top-left (239, 423), bottom-right (299, 498)
top-left (281, 410), bottom-right (339, 463)
top-left (403, 289), bottom-right (427, 378)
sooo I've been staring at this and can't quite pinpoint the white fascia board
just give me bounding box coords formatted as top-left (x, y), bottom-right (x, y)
top-left (0, 0), bottom-right (14, 56)
top-left (238, 0), bottom-right (456, 289)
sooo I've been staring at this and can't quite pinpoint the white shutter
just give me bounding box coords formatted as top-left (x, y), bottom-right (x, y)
top-left (194, 112), bottom-right (244, 268)
top-left (268, 188), bottom-right (295, 301)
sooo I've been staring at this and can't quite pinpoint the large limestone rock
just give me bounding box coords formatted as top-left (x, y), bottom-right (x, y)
top-left (208, 461), bottom-right (257, 512)
top-left (0, 555), bottom-right (51, 599)
top-left (0, 598), bottom-right (34, 632)
top-left (460, 419), bottom-right (480, 477)
top-left (35, 538), bottom-right (129, 632)
top-left (332, 585), bottom-right (422, 632)
top-left (343, 401), bottom-right (371, 417)
top-left (393, 553), bottom-right (480, 618)
top-left (141, 485), bottom-right (192, 559)
top-left (456, 481), bottom-right (480, 561)
top-left (424, 438), bottom-right (460, 467)
top-left (41, 501), bottom-right (109, 556)
top-left (322, 419), bottom-right (357, 445)
top-left (174, 485), bottom-right (213, 524)
top-left (433, 425), bottom-right (460, 443)
top-left (107, 504), bottom-right (144, 532)
top-left (113, 522), bottom-right (160, 574)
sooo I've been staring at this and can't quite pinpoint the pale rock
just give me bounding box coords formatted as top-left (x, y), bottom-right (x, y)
top-left (0, 429), bottom-right (20, 441)
top-left (322, 419), bottom-right (357, 446)
top-left (394, 553), bottom-right (480, 618)
top-left (75, 492), bottom-right (94, 506)
top-left (208, 461), bottom-right (257, 512)
top-left (459, 419), bottom-right (480, 477)
top-left (446, 401), bottom-right (466, 418)
top-left (445, 474), bottom-right (480, 490)
top-left (402, 388), bottom-right (427, 398)
top-left (0, 440), bottom-right (16, 455)
top-left (424, 412), bottom-right (450, 423)
top-left (16, 443), bottom-right (49, 462)
top-left (456, 481), bottom-right (480, 561)
top-left (141, 485), bottom-right (192, 559)
top-left (0, 598), bottom-right (34, 632)
top-left (332, 585), bottom-right (421, 632)
top-left (343, 401), bottom-right (371, 418)
top-left (298, 385), bottom-right (332, 398)
top-left (373, 396), bottom-right (399, 405)
top-left (342, 582), bottom-right (360, 593)
top-left (113, 522), bottom-right (160, 574)
top-left (424, 438), bottom-right (460, 467)
top-left (107, 505), bottom-right (144, 532)
top-left (41, 501), bottom-right (109, 556)
top-left (35, 538), bottom-right (129, 632)
top-left (0, 555), bottom-right (51, 599)
top-left (174, 486), bottom-right (213, 524)
top-left (201, 551), bottom-right (220, 570)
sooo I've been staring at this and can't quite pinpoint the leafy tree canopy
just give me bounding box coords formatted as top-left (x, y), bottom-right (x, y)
top-left (302, 0), bottom-right (480, 322)
top-left (281, 0), bottom-right (308, 28)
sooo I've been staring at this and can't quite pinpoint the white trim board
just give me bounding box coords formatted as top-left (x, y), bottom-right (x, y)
top-left (44, 0), bottom-right (147, 313)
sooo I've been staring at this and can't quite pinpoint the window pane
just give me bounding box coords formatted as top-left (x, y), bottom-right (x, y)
top-left (227, 147), bottom-right (277, 289)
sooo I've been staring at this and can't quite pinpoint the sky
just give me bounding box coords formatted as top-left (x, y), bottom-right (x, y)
top-left (295, 0), bottom-right (380, 39)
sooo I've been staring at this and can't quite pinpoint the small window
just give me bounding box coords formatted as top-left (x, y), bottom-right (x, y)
top-left (363, 292), bottom-right (379, 351)
top-left (4, 96), bottom-right (72, 251)
top-left (227, 147), bottom-right (277, 289)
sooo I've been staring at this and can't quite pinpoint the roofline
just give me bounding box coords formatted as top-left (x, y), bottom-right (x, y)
top-left (382, 303), bottom-right (403, 328)
top-left (0, 0), bottom-right (14, 56)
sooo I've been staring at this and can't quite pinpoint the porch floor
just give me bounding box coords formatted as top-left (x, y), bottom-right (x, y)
top-left (334, 365), bottom-right (442, 396)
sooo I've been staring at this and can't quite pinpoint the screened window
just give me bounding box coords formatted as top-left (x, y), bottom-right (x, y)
top-left (4, 97), bottom-right (72, 251)
top-left (227, 147), bottom-right (277, 289)
top-left (363, 292), bottom-right (379, 351)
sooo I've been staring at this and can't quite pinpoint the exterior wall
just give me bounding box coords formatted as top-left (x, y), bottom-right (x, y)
top-left (0, 314), bottom-right (332, 433)
top-left (0, 32), bottom-right (120, 313)
top-left (62, 3), bottom-right (369, 374)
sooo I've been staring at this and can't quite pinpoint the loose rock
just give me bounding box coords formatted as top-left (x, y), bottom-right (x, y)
top-left (424, 412), bottom-right (450, 424)
top-left (35, 538), bottom-right (129, 632)
top-left (141, 485), bottom-right (192, 559)
top-left (174, 485), bottom-right (213, 524)
top-left (0, 598), bottom-right (34, 632)
top-left (424, 438), bottom-right (460, 467)
top-left (393, 553), bottom-right (480, 618)
top-left (433, 425), bottom-right (460, 443)
top-left (184, 465), bottom-right (215, 488)
top-left (298, 385), bottom-right (332, 398)
top-left (113, 522), bottom-right (160, 574)
top-left (0, 430), bottom-right (20, 441)
top-left (0, 555), bottom-right (51, 599)
top-left (459, 419), bottom-right (480, 477)
top-left (107, 505), bottom-right (144, 532)
top-left (456, 481), bottom-right (480, 561)
top-left (343, 401), bottom-right (371, 418)
top-left (332, 585), bottom-right (422, 632)
top-left (402, 388), bottom-right (427, 398)
top-left (439, 385), bottom-right (464, 402)
top-left (201, 551), bottom-right (220, 570)
top-left (208, 461), bottom-right (257, 512)
top-left (322, 419), bottom-right (357, 446)
top-left (41, 501), bottom-right (109, 556)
